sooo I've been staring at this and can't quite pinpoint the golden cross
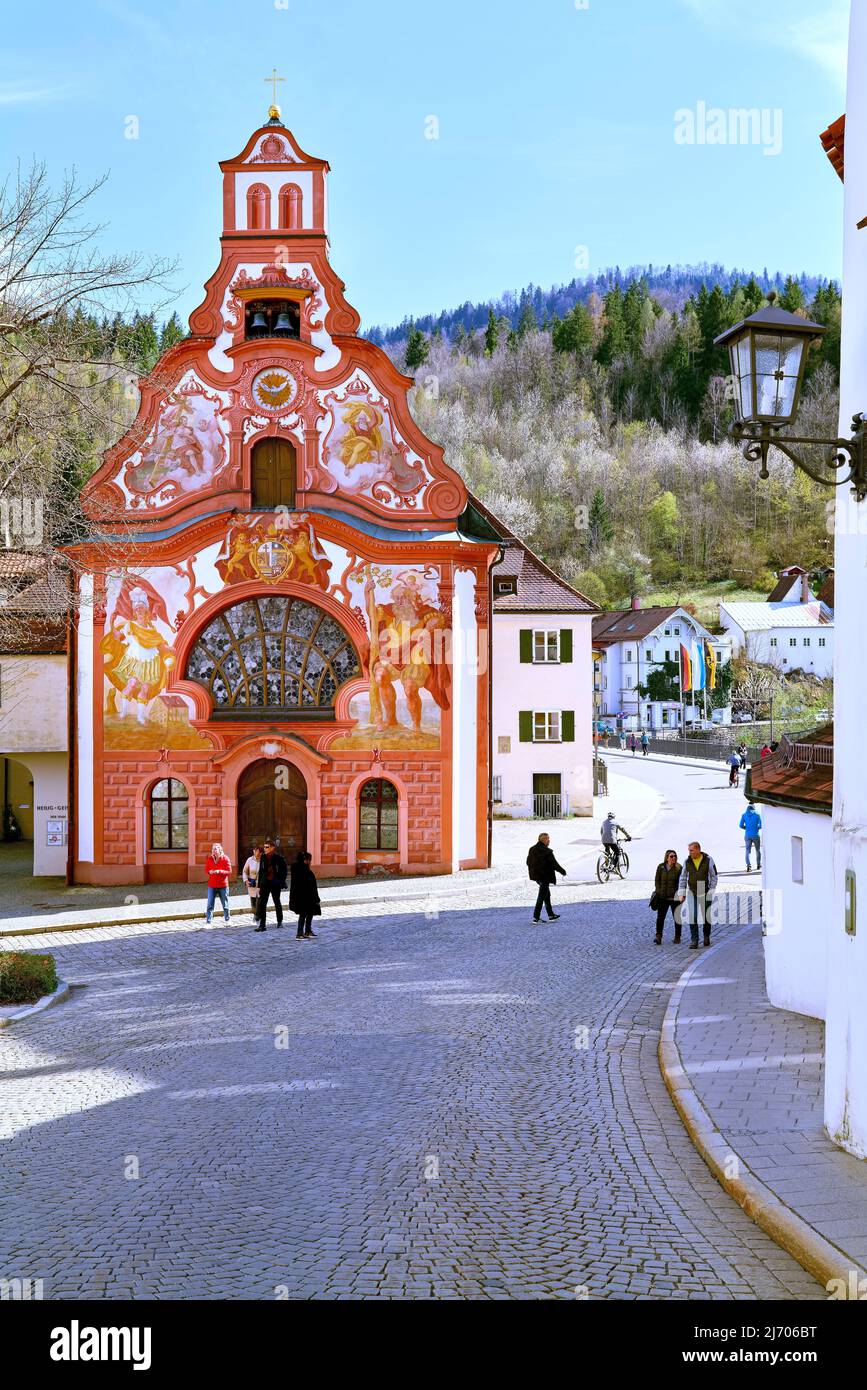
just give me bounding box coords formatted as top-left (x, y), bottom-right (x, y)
top-left (264, 68), bottom-right (285, 106)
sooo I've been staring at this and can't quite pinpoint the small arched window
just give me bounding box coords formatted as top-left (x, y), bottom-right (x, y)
top-left (278, 183), bottom-right (302, 230)
top-left (358, 779), bottom-right (399, 851)
top-left (247, 183), bottom-right (271, 231)
top-left (150, 778), bottom-right (189, 850)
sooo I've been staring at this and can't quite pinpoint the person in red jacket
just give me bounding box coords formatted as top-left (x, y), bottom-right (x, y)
top-left (205, 842), bottom-right (232, 924)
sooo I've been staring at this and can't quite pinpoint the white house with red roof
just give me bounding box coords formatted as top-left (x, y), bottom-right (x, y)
top-left (488, 523), bottom-right (597, 818)
top-left (592, 605), bottom-right (730, 731)
top-left (719, 565), bottom-right (834, 677)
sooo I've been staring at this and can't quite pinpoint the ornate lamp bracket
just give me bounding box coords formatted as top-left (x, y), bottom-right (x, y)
top-left (732, 414), bottom-right (867, 502)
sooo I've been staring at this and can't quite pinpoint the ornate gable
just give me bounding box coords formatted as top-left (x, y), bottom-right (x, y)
top-left (81, 115), bottom-right (466, 532)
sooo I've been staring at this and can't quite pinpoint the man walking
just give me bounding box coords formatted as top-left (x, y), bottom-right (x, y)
top-left (526, 832), bottom-right (567, 923)
top-left (727, 750), bottom-right (741, 787)
top-left (629, 733), bottom-right (637, 756)
top-left (640, 730), bottom-right (650, 757)
top-left (255, 838), bottom-right (288, 931)
top-left (739, 802), bottom-right (762, 872)
top-left (677, 840), bottom-right (718, 949)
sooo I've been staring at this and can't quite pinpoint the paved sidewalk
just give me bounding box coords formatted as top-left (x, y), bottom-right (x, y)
top-left (669, 925), bottom-right (867, 1277)
top-left (0, 770), bottom-right (660, 935)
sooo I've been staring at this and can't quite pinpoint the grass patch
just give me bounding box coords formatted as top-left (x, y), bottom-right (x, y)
top-left (0, 952), bottom-right (58, 1005)
top-left (643, 580), bottom-right (768, 631)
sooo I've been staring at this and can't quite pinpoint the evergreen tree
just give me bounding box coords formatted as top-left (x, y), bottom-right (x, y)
top-left (587, 488), bottom-right (614, 554)
top-left (551, 302), bottom-right (593, 355)
top-left (405, 323), bottom-right (429, 370)
top-left (484, 307), bottom-right (499, 357)
top-left (159, 312), bottom-right (186, 354)
top-left (779, 275), bottom-right (806, 313)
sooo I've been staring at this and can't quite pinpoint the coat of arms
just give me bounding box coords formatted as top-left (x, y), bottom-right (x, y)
top-left (250, 535), bottom-right (293, 583)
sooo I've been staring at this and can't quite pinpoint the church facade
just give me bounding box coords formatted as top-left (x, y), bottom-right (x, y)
top-left (68, 113), bottom-right (498, 884)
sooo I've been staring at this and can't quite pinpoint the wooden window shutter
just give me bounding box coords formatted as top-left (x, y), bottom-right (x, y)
top-left (519, 629), bottom-right (533, 663)
top-left (519, 711), bottom-right (533, 742)
top-left (560, 629), bottom-right (573, 662)
top-left (561, 710), bottom-right (575, 742)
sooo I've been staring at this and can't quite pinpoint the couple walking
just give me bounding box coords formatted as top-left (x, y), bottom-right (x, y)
top-left (652, 841), bottom-right (717, 949)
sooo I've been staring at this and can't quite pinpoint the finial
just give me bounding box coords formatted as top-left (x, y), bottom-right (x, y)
top-left (264, 68), bottom-right (285, 118)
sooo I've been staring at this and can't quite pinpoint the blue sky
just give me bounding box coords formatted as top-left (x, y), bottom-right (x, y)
top-left (0, 0), bottom-right (849, 328)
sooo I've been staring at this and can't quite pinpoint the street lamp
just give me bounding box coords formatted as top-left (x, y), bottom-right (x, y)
top-left (714, 293), bottom-right (867, 499)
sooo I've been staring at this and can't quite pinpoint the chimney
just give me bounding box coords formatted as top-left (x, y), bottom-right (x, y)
top-left (800, 572), bottom-right (809, 604)
top-left (631, 596), bottom-right (641, 611)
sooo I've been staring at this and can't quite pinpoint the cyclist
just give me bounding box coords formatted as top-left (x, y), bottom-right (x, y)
top-left (601, 810), bottom-right (632, 868)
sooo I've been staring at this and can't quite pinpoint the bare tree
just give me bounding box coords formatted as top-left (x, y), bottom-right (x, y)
top-left (0, 161), bottom-right (178, 651)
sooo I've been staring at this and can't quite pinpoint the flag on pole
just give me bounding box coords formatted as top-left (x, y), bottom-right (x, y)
top-left (680, 643), bottom-right (692, 693)
top-left (691, 638), bottom-right (705, 692)
top-left (705, 640), bottom-right (717, 691)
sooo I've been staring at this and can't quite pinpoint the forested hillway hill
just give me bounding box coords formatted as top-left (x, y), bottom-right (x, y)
top-left (385, 270), bottom-right (839, 610)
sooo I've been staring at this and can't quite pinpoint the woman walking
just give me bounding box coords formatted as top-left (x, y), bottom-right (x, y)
top-left (205, 842), bottom-right (232, 925)
top-left (242, 845), bottom-right (262, 922)
top-left (289, 850), bottom-right (321, 940)
top-left (653, 849), bottom-right (682, 944)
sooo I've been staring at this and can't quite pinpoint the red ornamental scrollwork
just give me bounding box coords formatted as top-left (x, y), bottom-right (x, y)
top-left (248, 133), bottom-right (294, 164)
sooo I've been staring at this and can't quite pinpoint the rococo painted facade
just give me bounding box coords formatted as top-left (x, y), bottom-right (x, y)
top-left (67, 112), bottom-right (498, 884)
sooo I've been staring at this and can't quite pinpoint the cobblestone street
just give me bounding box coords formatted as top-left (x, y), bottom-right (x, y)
top-left (0, 893), bottom-right (821, 1300)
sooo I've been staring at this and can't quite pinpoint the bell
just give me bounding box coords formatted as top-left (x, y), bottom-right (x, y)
top-left (274, 310), bottom-right (293, 335)
top-left (249, 310), bottom-right (268, 333)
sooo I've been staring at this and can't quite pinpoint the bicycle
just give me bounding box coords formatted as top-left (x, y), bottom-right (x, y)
top-left (596, 836), bottom-right (630, 883)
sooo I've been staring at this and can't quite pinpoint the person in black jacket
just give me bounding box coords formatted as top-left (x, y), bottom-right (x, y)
top-left (289, 851), bottom-right (321, 940)
top-left (254, 838), bottom-right (288, 931)
top-left (526, 833), bottom-right (567, 924)
top-left (653, 850), bottom-right (682, 945)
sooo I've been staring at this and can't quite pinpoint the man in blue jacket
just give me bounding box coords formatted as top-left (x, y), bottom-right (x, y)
top-left (739, 802), bottom-right (762, 872)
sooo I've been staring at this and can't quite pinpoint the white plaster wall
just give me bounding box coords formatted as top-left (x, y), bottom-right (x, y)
top-left (0, 655), bottom-right (67, 752)
top-left (492, 612), bottom-right (593, 815)
top-left (826, 0), bottom-right (867, 1157)
top-left (761, 803), bottom-right (830, 1022)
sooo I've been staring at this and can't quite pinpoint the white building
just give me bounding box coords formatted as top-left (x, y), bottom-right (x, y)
top-left (748, 729), bottom-right (832, 1022)
top-left (756, 3), bottom-right (867, 1161)
top-left (592, 605), bottom-right (731, 730)
top-left (0, 555), bottom-right (69, 876)
top-left (487, 512), bottom-right (596, 818)
top-left (719, 565), bottom-right (834, 677)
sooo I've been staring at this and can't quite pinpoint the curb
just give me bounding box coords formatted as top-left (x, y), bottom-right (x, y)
top-left (0, 979), bottom-right (70, 1028)
top-left (658, 925), bottom-right (867, 1295)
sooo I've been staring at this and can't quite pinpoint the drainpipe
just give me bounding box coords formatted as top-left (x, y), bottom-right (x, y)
top-left (488, 544), bottom-right (504, 868)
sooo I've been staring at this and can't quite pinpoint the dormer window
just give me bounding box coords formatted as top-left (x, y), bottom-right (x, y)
top-left (496, 577), bottom-right (517, 596)
top-left (245, 299), bottom-right (300, 340)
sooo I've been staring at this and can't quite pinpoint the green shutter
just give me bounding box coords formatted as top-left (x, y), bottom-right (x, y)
top-left (561, 710), bottom-right (575, 742)
top-left (560, 628), bottom-right (573, 663)
top-left (519, 711), bottom-right (533, 742)
top-left (519, 629), bottom-right (533, 663)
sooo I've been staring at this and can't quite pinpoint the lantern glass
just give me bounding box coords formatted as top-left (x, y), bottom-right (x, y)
top-left (754, 333), bottom-right (804, 421)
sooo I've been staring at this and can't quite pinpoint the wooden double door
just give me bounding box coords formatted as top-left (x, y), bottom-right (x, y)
top-left (237, 759), bottom-right (307, 859)
top-left (251, 438), bottom-right (295, 509)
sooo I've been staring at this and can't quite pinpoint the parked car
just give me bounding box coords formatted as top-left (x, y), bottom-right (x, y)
top-left (733, 711), bottom-right (753, 723)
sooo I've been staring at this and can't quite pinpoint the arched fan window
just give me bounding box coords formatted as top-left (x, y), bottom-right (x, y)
top-left (186, 596), bottom-right (361, 718)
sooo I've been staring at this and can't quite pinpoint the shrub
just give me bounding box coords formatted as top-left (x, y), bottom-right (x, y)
top-left (0, 952), bottom-right (58, 1005)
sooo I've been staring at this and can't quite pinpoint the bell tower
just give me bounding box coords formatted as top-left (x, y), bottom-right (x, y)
top-left (219, 104), bottom-right (329, 241)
